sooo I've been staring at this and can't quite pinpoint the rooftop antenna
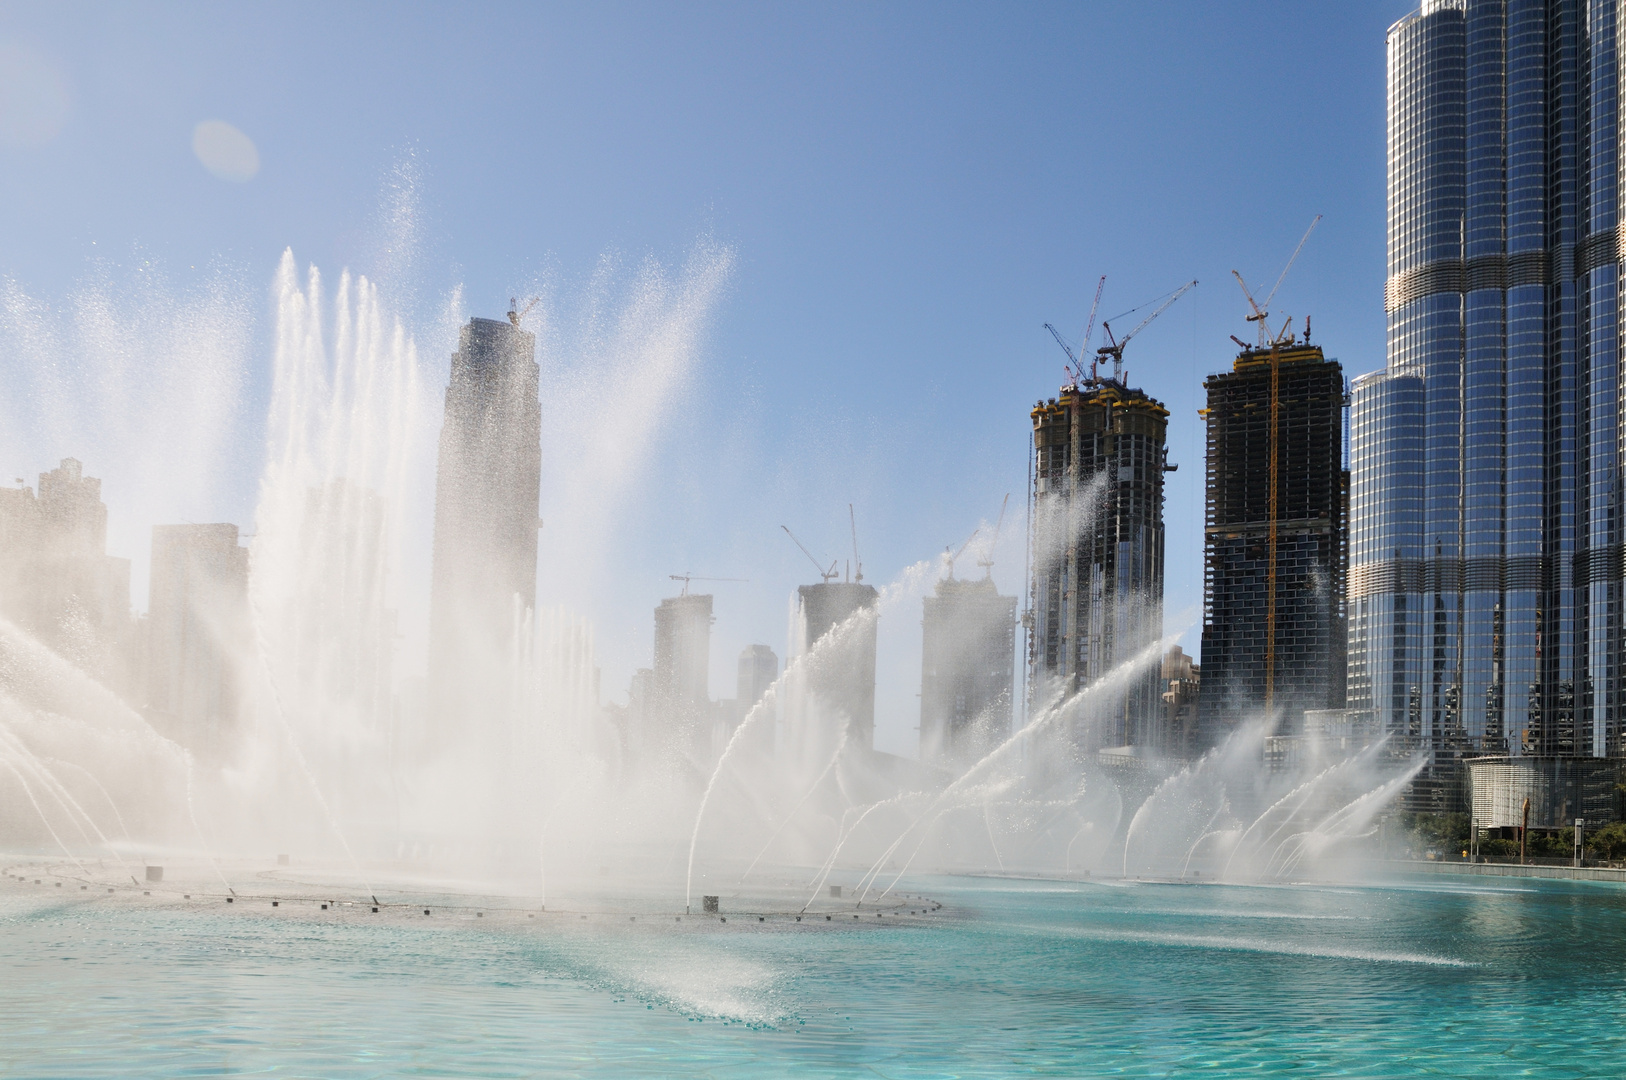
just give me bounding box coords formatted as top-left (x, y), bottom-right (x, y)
top-left (782, 525), bottom-right (840, 583)
top-left (976, 493), bottom-right (1011, 579)
top-left (669, 573), bottom-right (748, 597)
top-left (849, 504), bottom-right (863, 584)
top-left (1095, 279), bottom-right (1197, 384)
top-left (507, 296), bottom-right (541, 326)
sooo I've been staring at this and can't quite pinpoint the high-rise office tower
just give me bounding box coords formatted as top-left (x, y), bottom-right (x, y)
top-left (428, 315), bottom-right (542, 724)
top-left (1160, 645), bottom-right (1201, 759)
top-left (1352, 2), bottom-right (1626, 760)
top-left (1348, 369), bottom-right (1426, 741)
top-left (789, 581), bottom-right (879, 757)
top-left (652, 591), bottom-right (713, 758)
top-left (0, 459), bottom-right (135, 693)
top-left (146, 523), bottom-right (249, 758)
top-left (1028, 378), bottom-right (1169, 748)
top-left (1200, 341), bottom-right (1347, 743)
top-left (919, 574), bottom-right (1017, 764)
top-left (736, 643), bottom-right (779, 752)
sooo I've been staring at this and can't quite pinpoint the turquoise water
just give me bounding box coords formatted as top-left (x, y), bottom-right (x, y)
top-left (4, 873), bottom-right (1626, 1077)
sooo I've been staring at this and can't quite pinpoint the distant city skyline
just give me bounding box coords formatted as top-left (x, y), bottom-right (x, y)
top-left (0, 3), bottom-right (1412, 757)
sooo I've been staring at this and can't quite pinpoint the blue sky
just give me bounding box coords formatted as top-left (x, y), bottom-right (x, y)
top-left (0, 2), bottom-right (1415, 755)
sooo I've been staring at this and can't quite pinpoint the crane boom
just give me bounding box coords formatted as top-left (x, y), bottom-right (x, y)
top-left (507, 296), bottom-right (541, 326)
top-left (976, 493), bottom-right (1011, 577)
top-left (1263, 215), bottom-right (1322, 311)
top-left (946, 526), bottom-right (981, 579)
top-left (1117, 279), bottom-right (1198, 349)
top-left (1079, 274), bottom-right (1106, 361)
top-left (1095, 279), bottom-right (1198, 381)
top-left (669, 573), bottom-right (748, 596)
top-left (782, 525), bottom-right (839, 583)
top-left (1044, 323), bottom-right (1079, 367)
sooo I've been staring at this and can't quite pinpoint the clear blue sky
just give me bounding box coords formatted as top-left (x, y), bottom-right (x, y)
top-left (0, 2), bottom-right (1415, 755)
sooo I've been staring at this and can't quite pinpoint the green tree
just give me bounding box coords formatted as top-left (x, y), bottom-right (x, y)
top-left (1588, 821), bottom-right (1626, 861)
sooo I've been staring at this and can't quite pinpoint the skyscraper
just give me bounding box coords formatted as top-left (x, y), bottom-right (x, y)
top-left (1028, 378), bottom-right (1169, 748)
top-left (919, 574), bottom-right (1017, 764)
top-left (1353, 2), bottom-right (1625, 761)
top-left (145, 523), bottom-right (249, 758)
top-left (0, 459), bottom-right (136, 694)
top-left (789, 581), bottom-right (879, 758)
top-left (651, 591), bottom-right (713, 758)
top-left (428, 315), bottom-right (542, 724)
top-left (1200, 341), bottom-right (1347, 743)
top-left (736, 643), bottom-right (779, 753)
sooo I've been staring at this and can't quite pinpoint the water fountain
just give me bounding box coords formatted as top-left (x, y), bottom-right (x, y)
top-left (0, 240), bottom-right (1424, 943)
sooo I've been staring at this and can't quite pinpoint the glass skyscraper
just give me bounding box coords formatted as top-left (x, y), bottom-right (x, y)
top-left (1350, 0), bottom-right (1624, 760)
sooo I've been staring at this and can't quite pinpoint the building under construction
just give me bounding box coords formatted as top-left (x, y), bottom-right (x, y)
top-left (1199, 339), bottom-right (1346, 744)
top-left (920, 574), bottom-right (1017, 765)
top-left (792, 581), bottom-right (879, 755)
top-left (652, 591), bottom-right (713, 759)
top-left (1028, 377), bottom-right (1169, 748)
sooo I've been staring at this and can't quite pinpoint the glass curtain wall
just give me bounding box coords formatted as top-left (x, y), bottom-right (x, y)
top-left (1359, 0), bottom-right (1623, 759)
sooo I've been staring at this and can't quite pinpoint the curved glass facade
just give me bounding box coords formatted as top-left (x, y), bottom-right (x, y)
top-left (1348, 369), bottom-right (1426, 736)
top-left (1357, 0), bottom-right (1626, 758)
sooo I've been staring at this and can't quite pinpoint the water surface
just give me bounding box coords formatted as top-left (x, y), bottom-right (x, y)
top-left (3, 872), bottom-right (1623, 1077)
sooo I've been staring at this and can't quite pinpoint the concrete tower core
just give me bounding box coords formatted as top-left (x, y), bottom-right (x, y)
top-left (428, 317), bottom-right (542, 726)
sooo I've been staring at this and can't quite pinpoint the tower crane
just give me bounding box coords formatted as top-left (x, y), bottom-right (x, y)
top-left (944, 527), bottom-right (981, 580)
top-left (976, 493), bottom-right (1011, 579)
top-left (1230, 214), bottom-right (1321, 716)
top-left (1231, 215), bottom-right (1320, 348)
top-left (1043, 275), bottom-right (1107, 385)
top-left (1095, 279), bottom-right (1198, 384)
top-left (507, 296), bottom-right (541, 326)
top-left (668, 574), bottom-right (748, 596)
top-left (782, 525), bottom-right (840, 583)
top-left (849, 504), bottom-right (864, 584)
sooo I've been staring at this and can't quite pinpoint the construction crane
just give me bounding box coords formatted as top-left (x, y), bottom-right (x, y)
top-left (668, 573), bottom-right (747, 596)
top-left (1232, 215), bottom-right (1320, 349)
top-left (944, 527), bottom-right (981, 580)
top-left (782, 525), bottom-right (840, 583)
top-left (1231, 214), bottom-right (1321, 716)
top-left (507, 296), bottom-right (541, 326)
top-left (1043, 275), bottom-right (1107, 385)
top-left (976, 493), bottom-right (1011, 579)
top-left (848, 504), bottom-right (864, 584)
top-left (1096, 279), bottom-right (1198, 383)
